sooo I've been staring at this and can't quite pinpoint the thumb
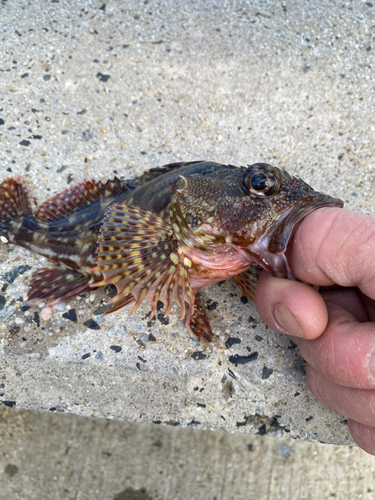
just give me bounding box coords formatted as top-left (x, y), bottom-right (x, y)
top-left (256, 272), bottom-right (328, 339)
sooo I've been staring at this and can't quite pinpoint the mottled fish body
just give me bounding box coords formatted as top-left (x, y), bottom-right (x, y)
top-left (0, 161), bottom-right (343, 341)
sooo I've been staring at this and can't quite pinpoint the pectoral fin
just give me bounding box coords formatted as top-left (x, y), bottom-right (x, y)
top-left (90, 204), bottom-right (195, 320)
top-left (232, 263), bottom-right (262, 302)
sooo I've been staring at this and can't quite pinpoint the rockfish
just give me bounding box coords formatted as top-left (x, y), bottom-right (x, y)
top-left (0, 162), bottom-right (343, 341)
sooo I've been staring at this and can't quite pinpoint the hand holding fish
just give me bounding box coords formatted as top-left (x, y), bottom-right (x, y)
top-left (256, 207), bottom-right (375, 455)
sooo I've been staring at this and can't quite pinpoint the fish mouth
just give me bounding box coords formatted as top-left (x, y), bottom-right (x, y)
top-left (247, 192), bottom-right (344, 279)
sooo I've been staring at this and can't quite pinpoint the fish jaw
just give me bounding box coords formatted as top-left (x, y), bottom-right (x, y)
top-left (246, 192), bottom-right (344, 279)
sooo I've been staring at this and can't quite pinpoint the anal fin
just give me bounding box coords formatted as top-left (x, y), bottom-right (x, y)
top-left (232, 263), bottom-right (263, 302)
top-left (28, 267), bottom-right (92, 306)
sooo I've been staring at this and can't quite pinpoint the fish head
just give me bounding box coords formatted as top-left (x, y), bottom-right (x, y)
top-left (176, 162), bottom-right (344, 279)
top-left (239, 163), bottom-right (344, 278)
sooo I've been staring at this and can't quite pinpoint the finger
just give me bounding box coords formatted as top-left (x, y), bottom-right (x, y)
top-left (256, 272), bottom-right (328, 339)
top-left (306, 365), bottom-right (375, 427)
top-left (320, 288), bottom-right (369, 323)
top-left (359, 292), bottom-right (375, 322)
top-left (347, 420), bottom-right (375, 456)
top-left (294, 302), bottom-right (375, 389)
top-left (290, 208), bottom-right (375, 299)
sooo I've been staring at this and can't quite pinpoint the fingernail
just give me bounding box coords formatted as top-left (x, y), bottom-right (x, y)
top-left (272, 303), bottom-right (304, 338)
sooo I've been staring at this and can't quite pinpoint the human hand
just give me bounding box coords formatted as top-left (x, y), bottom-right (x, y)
top-left (256, 207), bottom-right (375, 455)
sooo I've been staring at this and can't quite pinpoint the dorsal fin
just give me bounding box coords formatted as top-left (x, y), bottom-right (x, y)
top-left (35, 177), bottom-right (135, 223)
top-left (132, 161), bottom-right (205, 187)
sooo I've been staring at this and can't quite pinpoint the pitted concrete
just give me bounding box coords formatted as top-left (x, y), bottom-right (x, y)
top-left (1, 406), bottom-right (375, 500)
top-left (1, 0), bottom-right (375, 449)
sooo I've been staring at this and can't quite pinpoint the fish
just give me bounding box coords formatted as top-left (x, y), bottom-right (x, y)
top-left (0, 161), bottom-right (343, 341)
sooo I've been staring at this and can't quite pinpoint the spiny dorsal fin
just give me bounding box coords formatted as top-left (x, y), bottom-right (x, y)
top-left (132, 161), bottom-right (204, 187)
top-left (35, 177), bottom-right (135, 223)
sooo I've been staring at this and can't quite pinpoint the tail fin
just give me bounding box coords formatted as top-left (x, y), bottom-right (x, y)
top-left (0, 176), bottom-right (32, 239)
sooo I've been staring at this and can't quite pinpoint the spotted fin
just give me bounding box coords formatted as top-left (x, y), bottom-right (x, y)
top-left (90, 204), bottom-right (195, 320)
top-left (232, 264), bottom-right (263, 302)
top-left (187, 294), bottom-right (213, 342)
top-left (35, 177), bottom-right (135, 223)
top-left (27, 267), bottom-right (93, 306)
top-left (102, 293), bottom-right (134, 315)
top-left (0, 176), bottom-right (31, 237)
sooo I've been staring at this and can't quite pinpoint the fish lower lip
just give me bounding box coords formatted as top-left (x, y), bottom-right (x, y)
top-left (248, 194), bottom-right (344, 279)
top-left (268, 194), bottom-right (344, 255)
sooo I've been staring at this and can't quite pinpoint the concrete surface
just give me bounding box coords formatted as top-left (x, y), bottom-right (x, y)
top-left (1, 405), bottom-right (375, 500)
top-left (1, 0), bottom-right (375, 451)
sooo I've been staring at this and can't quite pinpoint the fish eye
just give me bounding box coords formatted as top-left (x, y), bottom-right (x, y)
top-left (249, 172), bottom-right (270, 192)
top-left (242, 163), bottom-right (280, 197)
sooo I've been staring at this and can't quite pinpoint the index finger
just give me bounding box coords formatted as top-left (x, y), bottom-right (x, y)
top-left (289, 207), bottom-right (375, 299)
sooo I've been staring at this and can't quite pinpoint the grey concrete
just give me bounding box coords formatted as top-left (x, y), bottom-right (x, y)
top-left (0, 0), bottom-right (375, 447)
top-left (1, 406), bottom-right (375, 500)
